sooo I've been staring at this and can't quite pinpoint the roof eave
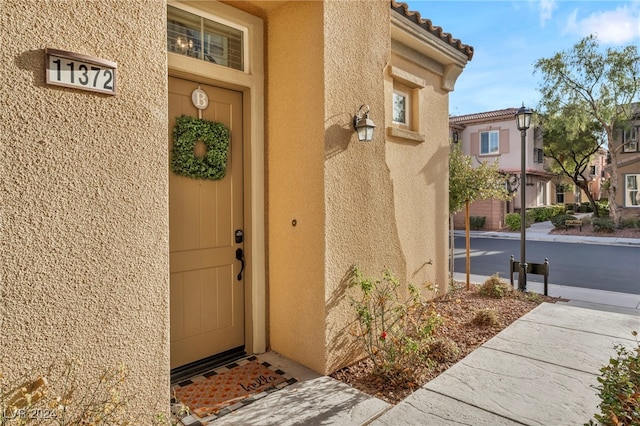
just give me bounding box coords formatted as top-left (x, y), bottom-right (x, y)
top-left (390, 13), bottom-right (470, 70)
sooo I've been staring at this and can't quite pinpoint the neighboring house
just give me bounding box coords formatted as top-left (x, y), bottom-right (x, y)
top-left (608, 103), bottom-right (640, 217)
top-left (552, 148), bottom-right (608, 210)
top-left (449, 108), bottom-right (553, 230)
top-left (1, 0), bottom-right (472, 420)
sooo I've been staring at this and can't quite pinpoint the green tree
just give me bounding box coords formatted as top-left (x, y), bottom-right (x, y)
top-left (535, 35), bottom-right (640, 225)
top-left (539, 105), bottom-right (605, 217)
top-left (449, 144), bottom-right (511, 289)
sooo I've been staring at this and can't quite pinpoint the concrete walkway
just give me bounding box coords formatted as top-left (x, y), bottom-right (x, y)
top-left (198, 225), bottom-right (640, 425)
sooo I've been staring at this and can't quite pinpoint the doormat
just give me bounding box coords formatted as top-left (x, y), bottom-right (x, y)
top-left (171, 356), bottom-right (298, 425)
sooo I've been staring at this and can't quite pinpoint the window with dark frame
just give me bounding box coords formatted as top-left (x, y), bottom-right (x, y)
top-left (533, 148), bottom-right (543, 163)
top-left (167, 5), bottom-right (245, 71)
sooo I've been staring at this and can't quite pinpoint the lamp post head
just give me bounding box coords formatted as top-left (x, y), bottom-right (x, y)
top-left (515, 104), bottom-right (533, 131)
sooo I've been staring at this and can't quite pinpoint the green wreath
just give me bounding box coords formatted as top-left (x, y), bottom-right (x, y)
top-left (171, 115), bottom-right (230, 180)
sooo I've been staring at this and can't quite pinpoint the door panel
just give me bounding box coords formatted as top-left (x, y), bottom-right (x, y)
top-left (169, 77), bottom-right (244, 368)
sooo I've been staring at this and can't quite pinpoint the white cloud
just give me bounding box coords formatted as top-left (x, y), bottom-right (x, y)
top-left (564, 2), bottom-right (640, 44)
top-left (538, 0), bottom-right (557, 27)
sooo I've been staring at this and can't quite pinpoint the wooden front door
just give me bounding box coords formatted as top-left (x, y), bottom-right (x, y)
top-left (169, 77), bottom-right (244, 369)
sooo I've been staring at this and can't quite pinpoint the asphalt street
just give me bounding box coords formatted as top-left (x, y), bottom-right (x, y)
top-left (454, 236), bottom-right (640, 295)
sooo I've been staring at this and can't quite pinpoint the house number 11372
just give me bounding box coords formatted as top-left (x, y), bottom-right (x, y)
top-left (45, 48), bottom-right (117, 95)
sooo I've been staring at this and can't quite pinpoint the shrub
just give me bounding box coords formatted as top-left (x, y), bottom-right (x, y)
top-left (349, 267), bottom-right (441, 379)
top-left (551, 214), bottom-right (577, 229)
top-left (580, 202), bottom-right (594, 213)
top-left (621, 217), bottom-right (640, 229)
top-left (470, 216), bottom-right (486, 230)
top-left (505, 211), bottom-right (534, 231)
top-left (0, 361), bottom-right (131, 425)
top-left (587, 332), bottom-right (639, 426)
top-left (592, 217), bottom-right (615, 233)
top-left (427, 337), bottom-right (461, 363)
top-left (530, 205), bottom-right (565, 222)
top-left (471, 308), bottom-right (502, 327)
top-left (479, 273), bottom-right (512, 299)
top-left (597, 200), bottom-right (609, 218)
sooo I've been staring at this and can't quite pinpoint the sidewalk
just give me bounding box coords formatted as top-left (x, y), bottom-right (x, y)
top-left (454, 219), bottom-right (640, 247)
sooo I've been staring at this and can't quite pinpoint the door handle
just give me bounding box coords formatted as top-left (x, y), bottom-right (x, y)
top-left (235, 248), bottom-right (245, 281)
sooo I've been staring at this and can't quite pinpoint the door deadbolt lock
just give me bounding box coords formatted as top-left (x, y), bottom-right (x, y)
top-left (235, 229), bottom-right (244, 244)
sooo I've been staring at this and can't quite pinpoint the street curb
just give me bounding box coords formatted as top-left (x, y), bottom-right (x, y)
top-left (453, 230), bottom-right (640, 247)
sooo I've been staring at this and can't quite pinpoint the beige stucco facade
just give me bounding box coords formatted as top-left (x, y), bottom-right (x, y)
top-left (2, 0), bottom-right (471, 420)
top-left (1, 0), bottom-right (170, 420)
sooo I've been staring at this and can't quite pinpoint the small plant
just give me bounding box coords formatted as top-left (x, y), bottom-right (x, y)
top-left (479, 273), bottom-right (511, 299)
top-left (427, 337), bottom-right (460, 363)
top-left (587, 331), bottom-right (639, 426)
top-left (471, 308), bottom-right (502, 327)
top-left (592, 217), bottom-right (616, 233)
top-left (0, 361), bottom-right (130, 425)
top-left (469, 216), bottom-right (486, 230)
top-left (349, 266), bottom-right (441, 381)
top-left (524, 291), bottom-right (544, 304)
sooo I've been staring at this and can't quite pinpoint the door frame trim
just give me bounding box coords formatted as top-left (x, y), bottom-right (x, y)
top-left (167, 1), bottom-right (266, 356)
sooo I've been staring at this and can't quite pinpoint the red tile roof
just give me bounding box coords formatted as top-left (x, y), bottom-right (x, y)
top-left (449, 108), bottom-right (519, 123)
top-left (391, 1), bottom-right (474, 61)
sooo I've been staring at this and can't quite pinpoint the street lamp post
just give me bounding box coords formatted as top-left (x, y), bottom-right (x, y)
top-left (515, 104), bottom-right (533, 292)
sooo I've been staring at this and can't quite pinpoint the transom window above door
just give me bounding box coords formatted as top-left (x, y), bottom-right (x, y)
top-left (480, 130), bottom-right (499, 155)
top-left (167, 5), bottom-right (245, 71)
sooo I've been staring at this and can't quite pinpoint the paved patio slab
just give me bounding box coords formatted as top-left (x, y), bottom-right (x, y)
top-left (520, 302), bottom-right (639, 339)
top-left (212, 373), bottom-right (389, 425)
top-left (483, 319), bottom-right (636, 373)
top-left (370, 388), bottom-right (522, 425)
top-left (422, 346), bottom-right (600, 426)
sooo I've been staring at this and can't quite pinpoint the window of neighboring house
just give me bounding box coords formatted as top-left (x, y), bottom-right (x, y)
top-left (167, 5), bottom-right (246, 71)
top-left (590, 165), bottom-right (597, 175)
top-left (625, 174), bottom-right (640, 207)
top-left (393, 90), bottom-right (409, 126)
top-left (480, 130), bottom-right (499, 155)
top-left (533, 148), bottom-right (543, 163)
top-left (556, 184), bottom-right (565, 203)
top-left (623, 127), bottom-right (638, 152)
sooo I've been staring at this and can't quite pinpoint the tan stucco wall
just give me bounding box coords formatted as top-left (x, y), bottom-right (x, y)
top-left (385, 52), bottom-right (450, 295)
top-left (267, 1), bottom-right (464, 375)
top-left (267, 1), bottom-right (327, 374)
top-left (1, 0), bottom-right (169, 421)
top-left (323, 0), bottom-right (406, 374)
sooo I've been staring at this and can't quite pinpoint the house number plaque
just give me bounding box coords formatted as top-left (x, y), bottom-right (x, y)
top-left (45, 48), bottom-right (117, 95)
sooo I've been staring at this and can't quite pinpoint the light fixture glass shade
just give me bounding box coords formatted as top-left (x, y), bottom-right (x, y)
top-left (355, 116), bottom-right (376, 142)
top-left (515, 104), bottom-right (533, 131)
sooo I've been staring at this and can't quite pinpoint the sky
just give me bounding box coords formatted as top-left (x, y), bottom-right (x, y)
top-left (403, 0), bottom-right (640, 117)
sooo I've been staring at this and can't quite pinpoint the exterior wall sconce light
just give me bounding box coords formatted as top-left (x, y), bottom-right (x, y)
top-left (514, 103), bottom-right (533, 292)
top-left (353, 104), bottom-right (376, 142)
